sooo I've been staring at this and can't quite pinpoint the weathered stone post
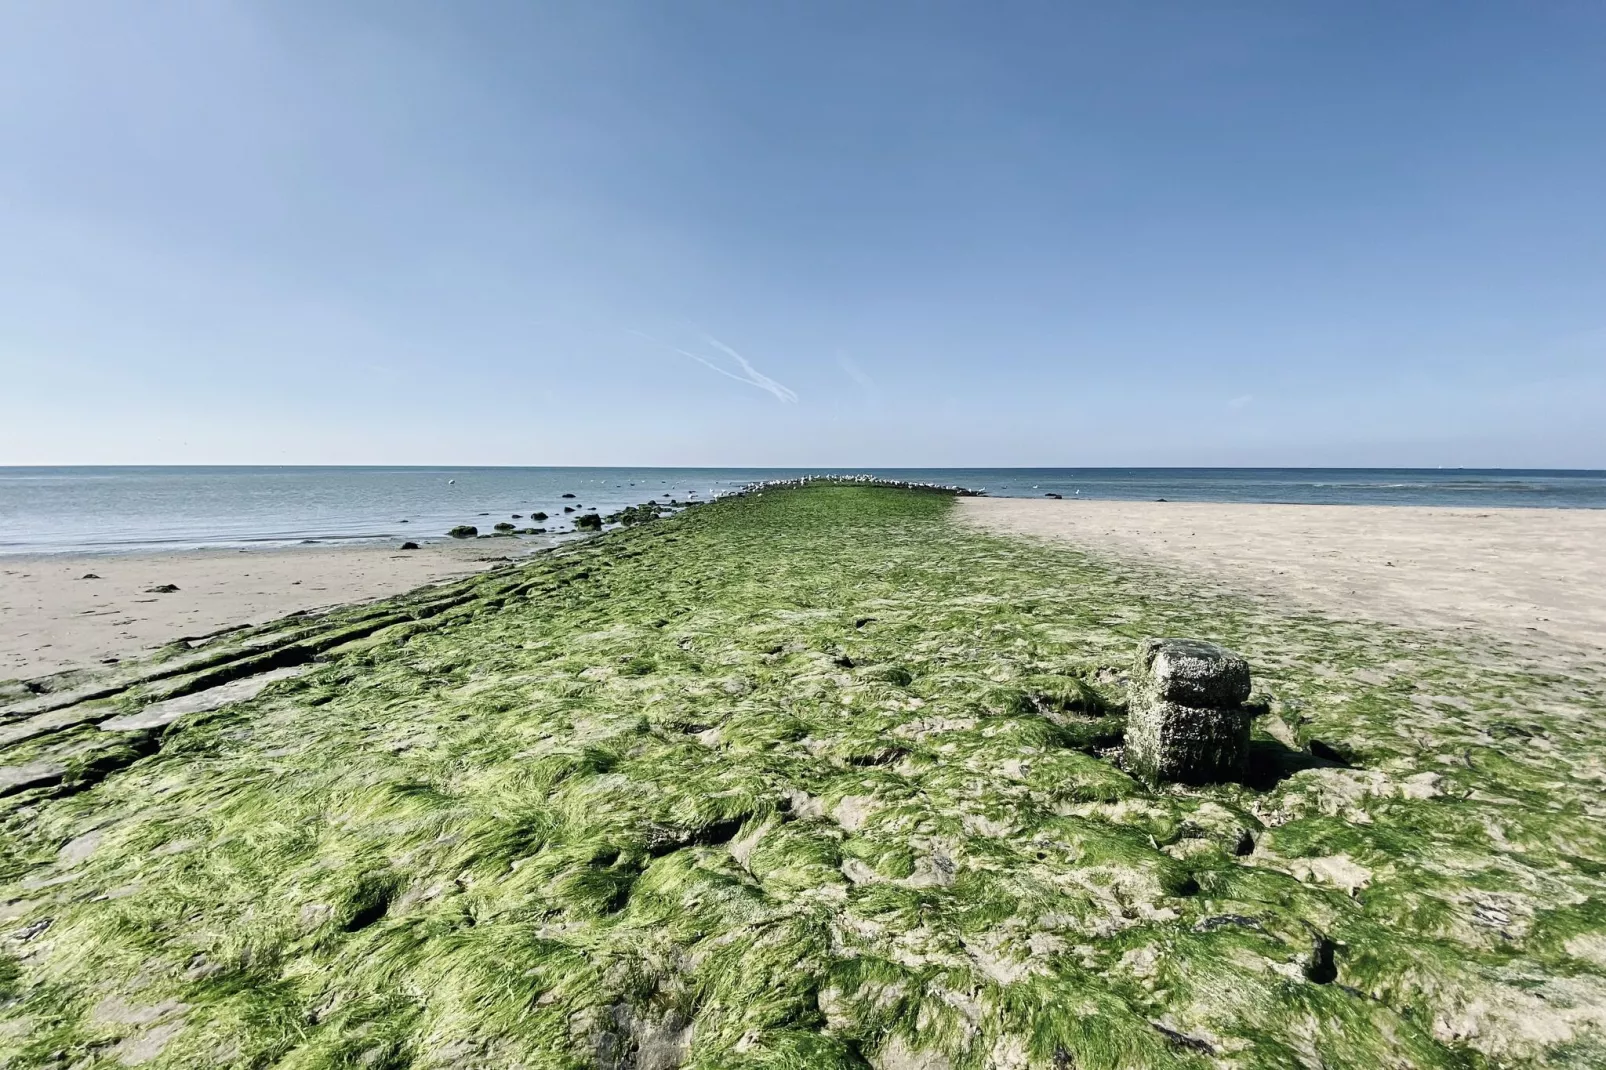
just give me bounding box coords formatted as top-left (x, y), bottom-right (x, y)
top-left (1125, 638), bottom-right (1252, 784)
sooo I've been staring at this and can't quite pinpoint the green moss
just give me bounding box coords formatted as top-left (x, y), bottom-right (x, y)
top-left (1, 484), bottom-right (1602, 1067)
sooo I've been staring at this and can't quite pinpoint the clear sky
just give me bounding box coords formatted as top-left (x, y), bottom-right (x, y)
top-left (2, 2), bottom-right (1602, 468)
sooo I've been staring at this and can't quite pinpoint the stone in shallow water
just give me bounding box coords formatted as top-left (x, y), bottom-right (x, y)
top-left (1135, 637), bottom-right (1251, 708)
top-left (1126, 638), bottom-right (1253, 784)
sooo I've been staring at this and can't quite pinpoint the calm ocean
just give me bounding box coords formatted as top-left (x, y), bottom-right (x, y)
top-left (1, 467), bottom-right (1603, 555)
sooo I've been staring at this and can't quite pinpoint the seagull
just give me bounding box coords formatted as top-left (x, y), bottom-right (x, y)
top-left (447, 479), bottom-right (456, 485)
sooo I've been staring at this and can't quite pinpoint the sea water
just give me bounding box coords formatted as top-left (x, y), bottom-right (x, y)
top-left (1, 466), bottom-right (1603, 554)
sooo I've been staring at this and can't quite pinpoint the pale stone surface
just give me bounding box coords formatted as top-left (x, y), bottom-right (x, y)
top-left (97, 665), bottom-right (305, 733)
top-left (0, 759), bottom-right (66, 796)
top-left (1135, 637), bottom-right (1250, 708)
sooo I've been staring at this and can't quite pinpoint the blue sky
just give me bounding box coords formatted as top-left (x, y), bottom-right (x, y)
top-left (2, 2), bottom-right (1602, 467)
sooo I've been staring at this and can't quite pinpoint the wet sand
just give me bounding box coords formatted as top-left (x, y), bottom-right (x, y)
top-left (958, 498), bottom-right (1606, 660)
top-left (0, 540), bottom-right (548, 680)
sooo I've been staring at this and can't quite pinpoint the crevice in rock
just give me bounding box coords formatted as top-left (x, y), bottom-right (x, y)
top-left (1149, 1021), bottom-right (1214, 1054)
top-left (1306, 739), bottom-right (1355, 767)
top-left (44, 734), bottom-right (164, 801)
top-left (843, 746), bottom-right (908, 768)
top-left (1194, 914), bottom-right (1263, 933)
top-left (644, 814), bottom-right (750, 857)
top-left (1305, 934), bottom-right (1338, 984)
top-left (342, 882), bottom-right (396, 933)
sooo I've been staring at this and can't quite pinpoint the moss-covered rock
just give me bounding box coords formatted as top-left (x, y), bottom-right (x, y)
top-left (1135, 637), bottom-right (1251, 708)
top-left (1126, 639), bottom-right (1252, 784)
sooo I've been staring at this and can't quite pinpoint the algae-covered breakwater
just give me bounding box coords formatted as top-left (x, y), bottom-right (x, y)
top-left (2, 485), bottom-right (1604, 1069)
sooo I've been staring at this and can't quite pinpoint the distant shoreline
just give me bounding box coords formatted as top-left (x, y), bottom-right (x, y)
top-left (4, 466), bottom-right (1604, 556)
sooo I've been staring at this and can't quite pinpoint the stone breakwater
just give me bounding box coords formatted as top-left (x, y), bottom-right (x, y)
top-left (440, 477), bottom-right (984, 541)
top-left (718, 474), bottom-right (986, 499)
top-left (4, 484), bottom-right (1604, 1068)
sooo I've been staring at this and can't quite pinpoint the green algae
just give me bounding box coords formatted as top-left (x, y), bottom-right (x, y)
top-left (1, 485), bottom-right (1604, 1068)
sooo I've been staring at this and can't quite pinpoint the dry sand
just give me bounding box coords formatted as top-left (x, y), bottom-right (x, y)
top-left (0, 540), bottom-right (547, 680)
top-left (959, 498), bottom-right (1606, 660)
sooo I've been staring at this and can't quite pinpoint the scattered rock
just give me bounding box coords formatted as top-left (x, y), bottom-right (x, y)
top-left (1125, 638), bottom-right (1252, 784)
top-left (494, 522), bottom-right (516, 533)
top-left (80, 573), bottom-right (101, 580)
top-left (1045, 493), bottom-right (1062, 499)
top-left (145, 584), bottom-right (180, 594)
top-left (448, 525), bottom-right (478, 539)
top-left (400, 542), bottom-right (420, 550)
top-left (575, 513), bottom-right (603, 531)
top-left (562, 493), bottom-right (576, 498)
top-left (606, 502), bottom-right (667, 527)
top-left (531, 512), bottom-right (548, 521)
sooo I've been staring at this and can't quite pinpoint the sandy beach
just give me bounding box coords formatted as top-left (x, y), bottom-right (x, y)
top-left (959, 498), bottom-right (1606, 660)
top-left (0, 539), bottom-right (548, 680)
top-left (11, 497), bottom-right (1602, 684)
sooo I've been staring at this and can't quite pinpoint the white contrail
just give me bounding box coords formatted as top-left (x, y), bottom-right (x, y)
top-left (701, 335), bottom-right (799, 403)
top-left (626, 328), bottom-right (798, 404)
